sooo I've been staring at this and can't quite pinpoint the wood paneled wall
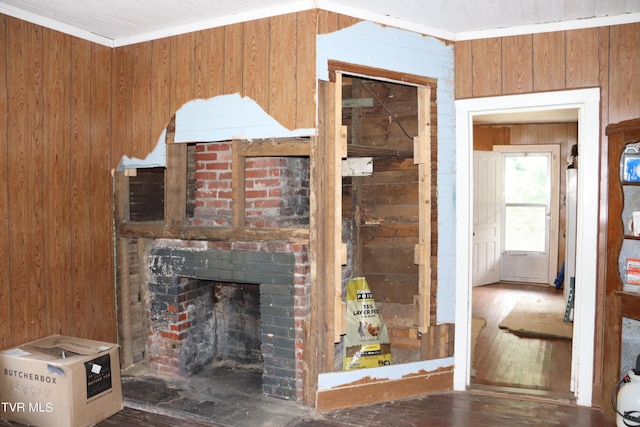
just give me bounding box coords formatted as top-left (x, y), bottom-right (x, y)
top-left (0, 16), bottom-right (114, 348)
top-left (0, 10), bottom-right (359, 351)
top-left (456, 23), bottom-right (640, 407)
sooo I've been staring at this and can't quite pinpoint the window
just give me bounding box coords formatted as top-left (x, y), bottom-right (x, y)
top-left (503, 154), bottom-right (550, 253)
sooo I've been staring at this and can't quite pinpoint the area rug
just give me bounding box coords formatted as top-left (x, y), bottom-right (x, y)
top-left (499, 296), bottom-right (573, 340)
top-left (470, 317), bottom-right (487, 377)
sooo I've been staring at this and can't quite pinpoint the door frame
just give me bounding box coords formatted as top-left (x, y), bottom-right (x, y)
top-left (453, 88), bottom-right (600, 406)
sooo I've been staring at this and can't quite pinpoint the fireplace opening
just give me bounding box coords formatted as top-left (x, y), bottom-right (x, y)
top-left (150, 278), bottom-right (262, 373)
top-left (211, 281), bottom-right (262, 365)
top-left (140, 244), bottom-right (307, 401)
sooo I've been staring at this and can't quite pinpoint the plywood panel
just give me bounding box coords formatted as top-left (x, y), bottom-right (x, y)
top-left (317, 9), bottom-right (339, 34)
top-left (90, 42), bottom-right (116, 340)
top-left (224, 23), bottom-right (244, 94)
top-left (0, 15), bottom-right (10, 349)
top-left (171, 32), bottom-right (196, 112)
top-left (194, 27), bottom-right (225, 99)
top-left (471, 38), bottom-right (502, 96)
top-left (132, 43), bottom-right (153, 157)
top-left (454, 40), bottom-right (473, 99)
top-left (609, 24), bottom-right (640, 124)
top-left (70, 37), bottom-right (93, 339)
top-left (501, 35), bottom-right (533, 94)
top-left (296, 10), bottom-right (317, 129)
top-left (7, 18), bottom-right (45, 344)
top-left (532, 32), bottom-right (566, 91)
top-left (151, 37), bottom-right (172, 143)
top-left (269, 13), bottom-right (298, 130)
top-left (244, 18), bottom-right (270, 110)
top-left (112, 44), bottom-right (134, 161)
top-left (42, 29), bottom-right (72, 336)
top-left (566, 28), bottom-right (600, 88)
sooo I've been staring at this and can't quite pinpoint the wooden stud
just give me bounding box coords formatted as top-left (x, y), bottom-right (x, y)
top-left (414, 86), bottom-right (432, 333)
top-left (235, 138), bottom-right (311, 157)
top-left (232, 140), bottom-right (246, 228)
top-left (164, 117), bottom-right (187, 226)
top-left (114, 170), bottom-right (133, 367)
top-left (117, 222), bottom-right (310, 242)
top-left (334, 73), bottom-right (346, 340)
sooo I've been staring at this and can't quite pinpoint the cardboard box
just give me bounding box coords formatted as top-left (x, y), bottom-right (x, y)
top-left (0, 335), bottom-right (123, 427)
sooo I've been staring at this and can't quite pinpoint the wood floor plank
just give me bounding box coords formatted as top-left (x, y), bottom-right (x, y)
top-left (471, 282), bottom-right (572, 394)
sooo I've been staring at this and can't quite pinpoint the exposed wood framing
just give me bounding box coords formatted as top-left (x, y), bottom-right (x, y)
top-left (328, 60), bottom-right (437, 87)
top-left (420, 323), bottom-right (454, 359)
top-left (335, 73), bottom-right (347, 340)
top-left (117, 222), bottom-right (309, 242)
top-left (307, 80), bottom-right (341, 405)
top-left (413, 86), bottom-right (432, 333)
top-left (232, 138), bottom-right (312, 227)
top-left (164, 116), bottom-right (187, 226)
top-left (232, 140), bottom-right (246, 227)
top-left (114, 170), bottom-right (134, 367)
top-left (235, 138), bottom-right (311, 156)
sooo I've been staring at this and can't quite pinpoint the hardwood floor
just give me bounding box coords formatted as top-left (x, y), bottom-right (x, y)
top-left (471, 282), bottom-right (573, 397)
top-left (1, 282), bottom-right (615, 426)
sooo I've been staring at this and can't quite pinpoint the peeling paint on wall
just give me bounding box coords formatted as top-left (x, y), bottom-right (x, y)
top-left (317, 21), bottom-right (457, 324)
top-left (117, 93), bottom-right (316, 170)
top-left (318, 357), bottom-right (454, 390)
top-left (118, 128), bottom-right (167, 171)
top-left (174, 94), bottom-right (316, 143)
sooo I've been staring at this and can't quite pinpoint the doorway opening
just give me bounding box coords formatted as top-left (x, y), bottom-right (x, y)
top-left (473, 144), bottom-right (561, 287)
top-left (454, 88), bottom-right (600, 407)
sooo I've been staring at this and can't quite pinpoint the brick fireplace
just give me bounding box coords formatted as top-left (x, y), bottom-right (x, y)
top-left (146, 241), bottom-right (309, 400)
top-left (141, 142), bottom-right (311, 401)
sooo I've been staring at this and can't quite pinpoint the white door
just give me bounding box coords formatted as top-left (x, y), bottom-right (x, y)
top-left (472, 151), bottom-right (502, 286)
top-left (496, 146), bottom-right (560, 285)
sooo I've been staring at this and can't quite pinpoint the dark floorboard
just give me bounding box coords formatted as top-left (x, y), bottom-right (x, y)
top-left (0, 282), bottom-right (618, 426)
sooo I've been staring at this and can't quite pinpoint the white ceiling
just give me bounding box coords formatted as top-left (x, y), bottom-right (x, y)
top-left (0, 0), bottom-right (639, 47)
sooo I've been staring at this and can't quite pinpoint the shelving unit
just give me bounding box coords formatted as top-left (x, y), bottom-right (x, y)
top-left (602, 118), bottom-right (640, 412)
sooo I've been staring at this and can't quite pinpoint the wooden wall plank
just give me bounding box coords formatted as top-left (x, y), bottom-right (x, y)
top-left (532, 32), bottom-right (566, 91)
top-left (296, 10), bottom-right (317, 129)
top-left (194, 27), bottom-right (225, 99)
top-left (224, 23), bottom-right (244, 94)
top-left (112, 45), bottom-right (134, 162)
top-left (454, 40), bottom-right (472, 99)
top-left (151, 37), bottom-right (172, 146)
top-left (270, 13), bottom-right (298, 130)
top-left (132, 43), bottom-right (153, 157)
top-left (0, 15), bottom-right (10, 350)
top-left (317, 10), bottom-right (339, 34)
top-left (70, 37), bottom-right (93, 339)
top-left (337, 15), bottom-right (361, 29)
top-left (244, 18), bottom-right (270, 112)
top-left (171, 32), bottom-right (196, 113)
top-left (90, 42), bottom-right (115, 341)
top-left (566, 28), bottom-right (599, 88)
top-left (501, 35), bottom-right (533, 94)
top-left (7, 18), bottom-right (45, 345)
top-left (609, 24), bottom-right (640, 124)
top-left (471, 38), bottom-right (502, 96)
top-left (42, 28), bottom-right (71, 337)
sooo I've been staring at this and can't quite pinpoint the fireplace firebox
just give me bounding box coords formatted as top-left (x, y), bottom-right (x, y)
top-left (145, 241), bottom-right (309, 400)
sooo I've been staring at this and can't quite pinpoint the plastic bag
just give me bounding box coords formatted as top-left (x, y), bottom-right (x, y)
top-left (343, 277), bottom-right (392, 370)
